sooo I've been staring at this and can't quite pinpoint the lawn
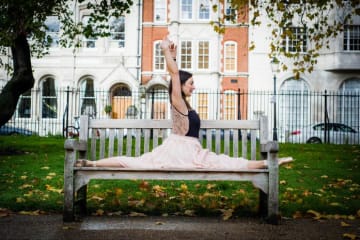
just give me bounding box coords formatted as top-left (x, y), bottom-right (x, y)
top-left (0, 135), bottom-right (359, 220)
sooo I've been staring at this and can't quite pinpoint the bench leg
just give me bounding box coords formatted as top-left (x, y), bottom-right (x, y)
top-left (63, 149), bottom-right (75, 222)
top-left (258, 190), bottom-right (268, 217)
top-left (267, 151), bottom-right (280, 225)
top-left (76, 185), bottom-right (88, 217)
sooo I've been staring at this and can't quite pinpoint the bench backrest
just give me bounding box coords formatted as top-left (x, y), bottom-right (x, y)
top-left (79, 116), bottom-right (269, 161)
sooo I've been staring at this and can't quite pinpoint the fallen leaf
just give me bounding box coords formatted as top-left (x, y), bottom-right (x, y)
top-left (41, 166), bottom-right (50, 170)
top-left (155, 221), bottom-right (164, 225)
top-left (343, 233), bottom-right (357, 240)
top-left (94, 209), bottom-right (104, 216)
top-left (19, 184), bottom-right (33, 189)
top-left (16, 197), bottom-right (26, 203)
top-left (292, 211), bottom-right (302, 219)
top-left (341, 221), bottom-right (351, 227)
top-left (128, 212), bottom-right (146, 217)
top-left (184, 210), bottom-right (195, 216)
top-left (280, 180), bottom-right (287, 185)
top-left (91, 195), bottom-right (104, 201)
top-left (18, 210), bottom-right (40, 216)
top-left (307, 210), bottom-right (322, 220)
top-left (220, 209), bottom-right (234, 221)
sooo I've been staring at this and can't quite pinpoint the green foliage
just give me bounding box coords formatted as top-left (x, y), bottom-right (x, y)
top-left (214, 0), bottom-right (360, 78)
top-left (0, 0), bottom-right (133, 69)
top-left (0, 136), bottom-right (359, 219)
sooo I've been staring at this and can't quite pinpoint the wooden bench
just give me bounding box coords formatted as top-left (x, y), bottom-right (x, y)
top-left (63, 115), bottom-right (280, 224)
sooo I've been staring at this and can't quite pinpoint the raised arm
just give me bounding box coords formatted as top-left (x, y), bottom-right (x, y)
top-left (161, 37), bottom-right (187, 113)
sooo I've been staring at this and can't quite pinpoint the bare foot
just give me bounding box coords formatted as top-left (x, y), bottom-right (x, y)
top-left (279, 157), bottom-right (293, 166)
top-left (75, 159), bottom-right (95, 167)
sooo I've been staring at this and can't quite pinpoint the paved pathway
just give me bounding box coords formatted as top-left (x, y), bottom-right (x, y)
top-left (0, 214), bottom-right (359, 240)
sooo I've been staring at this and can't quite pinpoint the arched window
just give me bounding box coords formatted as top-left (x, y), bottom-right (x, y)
top-left (337, 78), bottom-right (360, 129)
top-left (41, 77), bottom-right (57, 118)
top-left (18, 89), bottom-right (32, 118)
top-left (112, 85), bottom-right (132, 119)
top-left (80, 78), bottom-right (97, 117)
top-left (279, 78), bottom-right (310, 137)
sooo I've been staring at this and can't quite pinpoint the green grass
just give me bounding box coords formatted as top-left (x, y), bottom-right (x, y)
top-left (0, 135), bottom-right (359, 219)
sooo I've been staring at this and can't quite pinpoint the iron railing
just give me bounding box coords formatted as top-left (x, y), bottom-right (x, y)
top-left (1, 87), bottom-right (359, 144)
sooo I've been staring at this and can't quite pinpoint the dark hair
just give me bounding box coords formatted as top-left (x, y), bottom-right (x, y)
top-left (168, 70), bottom-right (193, 109)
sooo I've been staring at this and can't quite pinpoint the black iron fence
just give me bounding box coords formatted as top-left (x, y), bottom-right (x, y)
top-left (1, 87), bottom-right (359, 144)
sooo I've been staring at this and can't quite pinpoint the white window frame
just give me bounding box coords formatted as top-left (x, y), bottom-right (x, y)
top-left (45, 16), bottom-right (60, 48)
top-left (223, 90), bottom-right (238, 120)
top-left (224, 0), bottom-right (237, 24)
top-left (17, 90), bottom-right (32, 118)
top-left (337, 78), bottom-right (360, 128)
top-left (41, 77), bottom-right (58, 119)
top-left (197, 40), bottom-right (209, 70)
top-left (154, 0), bottom-right (167, 23)
top-left (180, 40), bottom-right (193, 70)
top-left (109, 16), bottom-right (125, 48)
top-left (198, 0), bottom-right (210, 20)
top-left (224, 41), bottom-right (237, 72)
top-left (279, 79), bottom-right (310, 138)
top-left (79, 78), bottom-right (97, 117)
top-left (282, 27), bottom-right (307, 53)
top-left (153, 41), bottom-right (166, 72)
top-left (343, 25), bottom-right (360, 51)
top-left (180, 0), bottom-right (193, 20)
top-left (82, 15), bottom-right (97, 48)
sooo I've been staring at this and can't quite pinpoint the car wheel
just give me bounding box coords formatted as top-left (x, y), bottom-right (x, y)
top-left (307, 137), bottom-right (322, 144)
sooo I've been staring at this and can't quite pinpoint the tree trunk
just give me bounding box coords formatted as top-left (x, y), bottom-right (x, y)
top-left (0, 34), bottom-right (34, 126)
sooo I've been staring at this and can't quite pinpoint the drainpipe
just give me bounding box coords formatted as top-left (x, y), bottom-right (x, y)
top-left (137, 0), bottom-right (142, 83)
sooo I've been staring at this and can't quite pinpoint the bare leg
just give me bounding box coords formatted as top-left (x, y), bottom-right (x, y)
top-left (75, 157), bottom-right (127, 167)
top-left (246, 157), bottom-right (293, 169)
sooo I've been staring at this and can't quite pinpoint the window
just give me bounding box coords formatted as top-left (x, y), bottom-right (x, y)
top-left (154, 0), bottom-right (166, 22)
top-left (282, 27), bottom-right (307, 53)
top-left (198, 0), bottom-right (210, 20)
top-left (197, 93), bottom-right (208, 120)
top-left (82, 16), bottom-right (97, 48)
top-left (224, 42), bottom-right (237, 72)
top-left (181, 0), bottom-right (193, 20)
top-left (180, 40), bottom-right (192, 69)
top-left (112, 85), bottom-right (132, 119)
top-left (198, 41), bottom-right (209, 69)
top-left (45, 16), bottom-right (60, 47)
top-left (222, 90), bottom-right (238, 120)
top-left (18, 90), bottom-right (31, 118)
top-left (80, 78), bottom-right (97, 117)
top-left (225, 0), bottom-right (237, 24)
top-left (110, 16), bottom-right (125, 48)
top-left (154, 41), bottom-right (165, 71)
top-left (344, 25), bottom-right (360, 51)
top-left (147, 87), bottom-right (169, 119)
top-left (337, 78), bottom-right (360, 129)
top-left (279, 79), bottom-right (310, 137)
top-left (41, 77), bottom-right (57, 118)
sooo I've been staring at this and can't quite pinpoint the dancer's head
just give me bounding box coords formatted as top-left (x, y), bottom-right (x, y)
top-left (168, 70), bottom-right (194, 108)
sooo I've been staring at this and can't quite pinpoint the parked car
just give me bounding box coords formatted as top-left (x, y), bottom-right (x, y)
top-left (0, 125), bottom-right (34, 136)
top-left (288, 123), bottom-right (359, 144)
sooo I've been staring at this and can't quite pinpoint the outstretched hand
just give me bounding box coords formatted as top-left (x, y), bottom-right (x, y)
top-left (161, 36), bottom-right (177, 59)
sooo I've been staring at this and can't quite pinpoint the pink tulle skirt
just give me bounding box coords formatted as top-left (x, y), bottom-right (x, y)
top-left (109, 134), bottom-right (249, 169)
